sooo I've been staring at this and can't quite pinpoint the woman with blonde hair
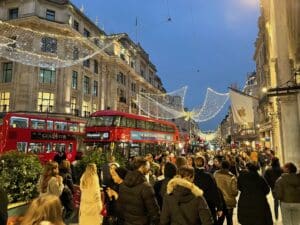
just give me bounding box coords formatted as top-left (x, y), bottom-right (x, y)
top-left (79, 163), bottom-right (102, 225)
top-left (21, 194), bottom-right (65, 225)
top-left (38, 161), bottom-right (64, 197)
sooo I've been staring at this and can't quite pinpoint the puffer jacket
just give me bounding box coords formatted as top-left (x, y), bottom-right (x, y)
top-left (118, 170), bottom-right (160, 225)
top-left (160, 177), bottom-right (213, 225)
top-left (214, 169), bottom-right (238, 208)
top-left (274, 173), bottom-right (300, 203)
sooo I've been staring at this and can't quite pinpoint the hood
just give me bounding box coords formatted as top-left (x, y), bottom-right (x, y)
top-left (167, 176), bottom-right (203, 199)
top-left (123, 170), bottom-right (146, 187)
top-left (281, 173), bottom-right (300, 186)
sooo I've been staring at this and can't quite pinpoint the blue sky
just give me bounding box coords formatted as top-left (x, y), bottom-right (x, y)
top-left (72, 0), bottom-right (260, 130)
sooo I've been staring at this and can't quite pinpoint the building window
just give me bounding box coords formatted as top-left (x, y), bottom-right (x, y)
top-left (46, 9), bottom-right (55, 21)
top-left (83, 28), bottom-right (90, 37)
top-left (94, 60), bottom-right (98, 74)
top-left (73, 47), bottom-right (79, 60)
top-left (9, 8), bottom-right (18, 20)
top-left (131, 82), bottom-right (136, 92)
top-left (73, 20), bottom-right (79, 31)
top-left (118, 88), bottom-right (126, 103)
top-left (93, 104), bottom-right (97, 112)
top-left (83, 59), bottom-right (90, 68)
top-left (72, 71), bottom-right (78, 89)
top-left (40, 68), bottom-right (56, 83)
top-left (117, 72), bottom-right (126, 85)
top-left (37, 92), bottom-right (54, 112)
top-left (41, 37), bottom-right (57, 53)
top-left (2, 62), bottom-right (13, 83)
top-left (71, 97), bottom-right (79, 115)
top-left (93, 81), bottom-right (98, 96)
top-left (83, 76), bottom-right (90, 94)
top-left (82, 101), bottom-right (90, 117)
top-left (0, 92), bottom-right (10, 112)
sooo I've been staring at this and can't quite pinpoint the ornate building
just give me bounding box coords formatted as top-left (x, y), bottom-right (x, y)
top-left (0, 0), bottom-right (165, 120)
top-left (255, 0), bottom-right (300, 166)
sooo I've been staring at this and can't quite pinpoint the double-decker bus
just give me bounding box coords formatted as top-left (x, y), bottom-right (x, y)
top-left (84, 110), bottom-right (180, 157)
top-left (0, 112), bottom-right (85, 162)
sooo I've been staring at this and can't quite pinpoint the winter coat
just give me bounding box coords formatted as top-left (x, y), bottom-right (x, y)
top-left (264, 166), bottom-right (283, 190)
top-left (274, 173), bottom-right (300, 203)
top-left (79, 176), bottom-right (102, 225)
top-left (154, 178), bottom-right (171, 209)
top-left (160, 177), bottom-right (213, 225)
top-left (193, 168), bottom-right (222, 213)
top-left (214, 169), bottom-right (238, 208)
top-left (0, 187), bottom-right (8, 225)
top-left (117, 170), bottom-right (160, 225)
top-left (237, 170), bottom-right (273, 225)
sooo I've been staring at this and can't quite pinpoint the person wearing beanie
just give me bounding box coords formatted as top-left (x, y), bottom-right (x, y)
top-left (154, 162), bottom-right (177, 209)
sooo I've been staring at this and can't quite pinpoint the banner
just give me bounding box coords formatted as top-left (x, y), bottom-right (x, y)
top-left (229, 89), bottom-right (257, 125)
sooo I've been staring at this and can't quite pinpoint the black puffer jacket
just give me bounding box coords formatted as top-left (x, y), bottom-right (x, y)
top-left (118, 170), bottom-right (160, 225)
top-left (160, 177), bottom-right (213, 225)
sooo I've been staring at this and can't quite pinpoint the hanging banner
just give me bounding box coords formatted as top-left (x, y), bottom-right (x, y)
top-left (229, 89), bottom-right (257, 125)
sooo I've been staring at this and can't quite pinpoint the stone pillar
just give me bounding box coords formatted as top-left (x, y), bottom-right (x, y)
top-left (271, 0), bottom-right (300, 167)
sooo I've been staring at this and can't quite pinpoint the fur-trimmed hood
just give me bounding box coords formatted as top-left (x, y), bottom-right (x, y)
top-left (167, 177), bottom-right (203, 197)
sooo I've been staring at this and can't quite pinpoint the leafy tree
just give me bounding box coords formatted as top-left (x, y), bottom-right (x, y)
top-left (0, 152), bottom-right (42, 203)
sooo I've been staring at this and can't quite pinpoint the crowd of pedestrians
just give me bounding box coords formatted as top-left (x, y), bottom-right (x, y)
top-left (1, 147), bottom-right (300, 225)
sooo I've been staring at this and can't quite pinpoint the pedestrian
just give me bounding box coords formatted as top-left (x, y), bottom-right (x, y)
top-left (237, 162), bottom-right (273, 225)
top-left (117, 157), bottom-right (160, 225)
top-left (154, 162), bottom-right (177, 209)
top-left (175, 156), bottom-right (187, 169)
top-left (274, 162), bottom-right (300, 225)
top-left (21, 194), bottom-right (65, 225)
top-left (193, 156), bottom-right (223, 224)
top-left (0, 186), bottom-right (8, 225)
top-left (214, 160), bottom-right (238, 225)
top-left (38, 161), bottom-right (64, 197)
top-left (79, 163), bottom-right (102, 225)
top-left (103, 166), bottom-right (128, 225)
top-left (160, 165), bottom-right (213, 225)
top-left (263, 157), bottom-right (283, 220)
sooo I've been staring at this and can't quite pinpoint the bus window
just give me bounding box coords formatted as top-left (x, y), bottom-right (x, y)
top-left (136, 120), bottom-right (146, 129)
top-left (10, 117), bottom-right (29, 128)
top-left (120, 116), bottom-right (127, 127)
top-left (126, 118), bottom-right (136, 128)
top-left (45, 143), bottom-right (52, 153)
top-left (28, 143), bottom-right (44, 154)
top-left (79, 123), bottom-right (85, 133)
top-left (53, 143), bottom-right (66, 153)
top-left (47, 120), bottom-right (53, 130)
top-left (68, 143), bottom-right (73, 153)
top-left (31, 119), bottom-right (46, 130)
top-left (54, 121), bottom-right (67, 131)
top-left (113, 116), bottom-right (121, 126)
top-left (17, 142), bottom-right (27, 153)
top-left (68, 123), bottom-right (79, 132)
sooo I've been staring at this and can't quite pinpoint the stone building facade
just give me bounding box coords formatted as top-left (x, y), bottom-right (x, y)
top-left (0, 0), bottom-right (165, 120)
top-left (255, 0), bottom-right (300, 166)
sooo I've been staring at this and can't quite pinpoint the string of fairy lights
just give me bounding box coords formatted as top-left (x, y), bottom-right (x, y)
top-left (0, 20), bottom-right (229, 131)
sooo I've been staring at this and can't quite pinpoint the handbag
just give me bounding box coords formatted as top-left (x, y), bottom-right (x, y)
top-left (101, 204), bottom-right (108, 217)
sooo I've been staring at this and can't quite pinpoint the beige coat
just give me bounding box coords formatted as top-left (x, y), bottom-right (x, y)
top-left (79, 176), bottom-right (103, 225)
top-left (214, 169), bottom-right (238, 208)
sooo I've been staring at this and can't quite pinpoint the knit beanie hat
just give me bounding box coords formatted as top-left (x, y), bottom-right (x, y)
top-left (164, 162), bottom-right (177, 179)
top-left (115, 167), bottom-right (128, 180)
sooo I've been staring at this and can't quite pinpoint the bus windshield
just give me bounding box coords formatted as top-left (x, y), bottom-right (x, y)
top-left (87, 116), bottom-right (115, 127)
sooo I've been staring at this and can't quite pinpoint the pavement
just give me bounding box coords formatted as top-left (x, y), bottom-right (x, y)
top-left (70, 192), bottom-right (282, 225)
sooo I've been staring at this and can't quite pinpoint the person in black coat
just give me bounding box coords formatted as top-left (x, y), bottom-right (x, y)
top-left (193, 156), bottom-right (223, 224)
top-left (154, 162), bottom-right (177, 209)
top-left (237, 162), bottom-right (273, 225)
top-left (117, 157), bottom-right (160, 225)
top-left (160, 166), bottom-right (213, 225)
top-left (0, 186), bottom-right (8, 225)
top-left (264, 157), bottom-right (283, 220)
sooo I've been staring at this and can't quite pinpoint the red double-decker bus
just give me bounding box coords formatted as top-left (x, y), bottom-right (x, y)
top-left (84, 110), bottom-right (179, 157)
top-left (0, 112), bottom-right (85, 162)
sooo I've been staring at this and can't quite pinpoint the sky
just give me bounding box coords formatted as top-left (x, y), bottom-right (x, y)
top-left (71, 0), bottom-right (260, 130)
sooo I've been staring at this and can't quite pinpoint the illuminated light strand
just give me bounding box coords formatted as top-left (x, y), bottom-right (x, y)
top-left (0, 20), bottom-right (124, 68)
